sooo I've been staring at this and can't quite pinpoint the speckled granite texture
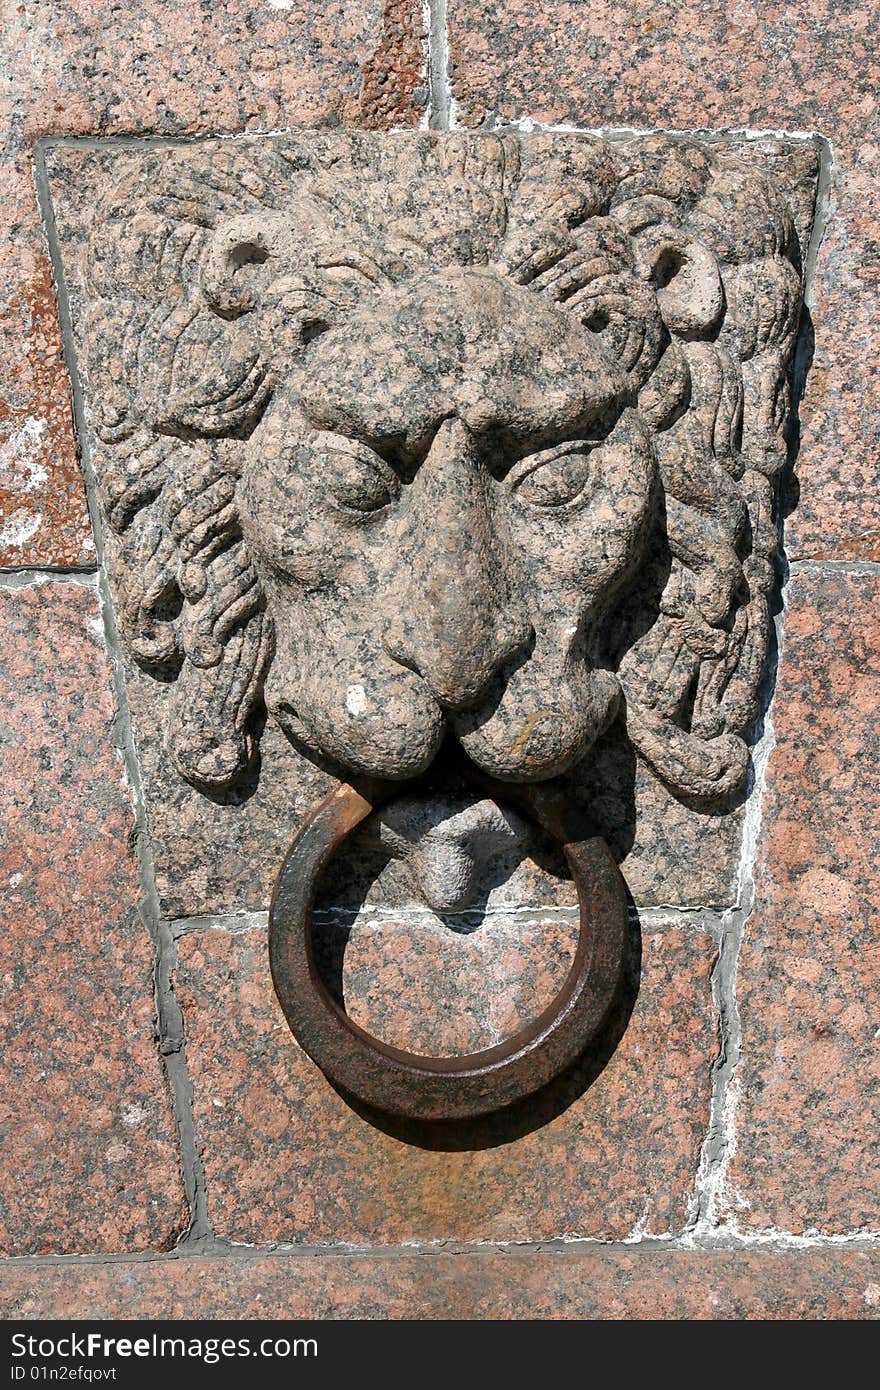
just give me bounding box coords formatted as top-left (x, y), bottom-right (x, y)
top-left (174, 920), bottom-right (716, 1244)
top-left (312, 908), bottom-right (581, 1057)
top-left (1, 1), bottom-right (426, 566)
top-left (1, 1247), bottom-right (877, 1320)
top-left (727, 571), bottom-right (880, 1234)
top-left (44, 130), bottom-right (818, 916)
top-left (446, 0), bottom-right (879, 562)
top-left (0, 581), bottom-right (187, 1254)
top-left (0, 0), bottom-right (877, 1321)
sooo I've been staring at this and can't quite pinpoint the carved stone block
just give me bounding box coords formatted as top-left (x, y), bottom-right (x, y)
top-left (45, 131), bottom-right (819, 918)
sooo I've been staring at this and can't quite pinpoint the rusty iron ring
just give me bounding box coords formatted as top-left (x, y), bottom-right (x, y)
top-left (269, 780), bottom-right (628, 1122)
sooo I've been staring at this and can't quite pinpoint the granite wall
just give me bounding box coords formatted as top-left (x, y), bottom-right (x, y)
top-left (0, 0), bottom-right (877, 1319)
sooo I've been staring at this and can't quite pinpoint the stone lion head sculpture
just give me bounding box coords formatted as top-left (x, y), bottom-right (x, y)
top-left (82, 132), bottom-right (806, 802)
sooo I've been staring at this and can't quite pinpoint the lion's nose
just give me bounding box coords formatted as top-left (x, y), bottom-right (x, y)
top-left (383, 417), bottom-right (532, 709)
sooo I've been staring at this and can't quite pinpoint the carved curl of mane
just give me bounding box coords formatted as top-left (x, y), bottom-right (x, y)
top-left (82, 133), bottom-right (806, 799)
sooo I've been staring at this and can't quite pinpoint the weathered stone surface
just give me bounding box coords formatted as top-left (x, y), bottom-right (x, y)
top-left (0, 580), bottom-right (187, 1254)
top-left (176, 920), bottom-right (716, 1243)
top-left (47, 131), bottom-right (815, 919)
top-left (447, 0), bottom-right (877, 562)
top-left (0, 248), bottom-right (90, 566)
top-left (727, 570), bottom-right (880, 1234)
top-left (128, 687), bottom-right (335, 921)
top-left (1, 2), bottom-right (426, 566)
top-left (2, 1246), bottom-right (877, 1320)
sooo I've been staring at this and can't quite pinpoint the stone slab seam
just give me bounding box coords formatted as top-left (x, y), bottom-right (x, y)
top-left (0, 570), bottom-right (97, 590)
top-left (684, 639), bottom-right (778, 1238)
top-left (169, 905), bottom-right (723, 939)
top-left (33, 142), bottom-right (211, 1248)
top-left (0, 565), bottom-right (97, 578)
top-left (683, 138), bottom-right (834, 1239)
top-left (0, 1224), bottom-right (877, 1272)
top-left (790, 558), bottom-right (880, 576)
top-left (423, 0), bottom-right (455, 131)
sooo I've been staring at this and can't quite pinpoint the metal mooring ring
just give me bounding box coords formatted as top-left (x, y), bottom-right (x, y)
top-left (269, 781), bottom-right (628, 1122)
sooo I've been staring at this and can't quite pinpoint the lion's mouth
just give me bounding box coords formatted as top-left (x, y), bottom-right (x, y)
top-left (267, 638), bottom-right (621, 787)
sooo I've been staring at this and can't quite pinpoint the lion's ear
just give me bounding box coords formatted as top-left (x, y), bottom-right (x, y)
top-left (632, 225), bottom-right (724, 336)
top-left (200, 212), bottom-right (289, 318)
top-left (199, 201), bottom-right (392, 364)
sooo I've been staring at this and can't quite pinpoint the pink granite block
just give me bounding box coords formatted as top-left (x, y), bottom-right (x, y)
top-left (176, 920), bottom-right (717, 1245)
top-left (0, 580), bottom-right (187, 1252)
top-left (0, 1246), bottom-right (877, 1320)
top-left (728, 570), bottom-right (880, 1233)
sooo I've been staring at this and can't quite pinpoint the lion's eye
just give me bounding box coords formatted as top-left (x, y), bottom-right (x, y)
top-left (319, 435), bottom-right (400, 515)
top-left (507, 443), bottom-right (595, 510)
